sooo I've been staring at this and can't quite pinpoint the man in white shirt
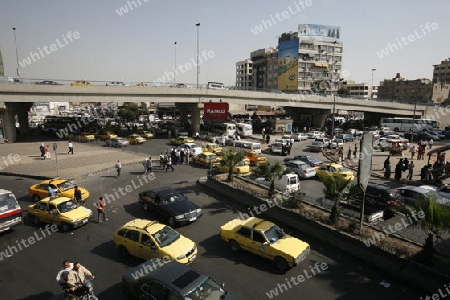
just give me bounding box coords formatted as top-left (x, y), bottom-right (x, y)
top-left (56, 259), bottom-right (73, 283)
top-left (68, 141), bottom-right (74, 154)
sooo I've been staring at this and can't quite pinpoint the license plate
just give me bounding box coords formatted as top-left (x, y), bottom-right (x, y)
top-left (188, 254), bottom-right (196, 262)
top-left (189, 217), bottom-right (197, 222)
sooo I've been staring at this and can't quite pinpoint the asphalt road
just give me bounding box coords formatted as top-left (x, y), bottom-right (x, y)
top-left (0, 149), bottom-right (425, 300)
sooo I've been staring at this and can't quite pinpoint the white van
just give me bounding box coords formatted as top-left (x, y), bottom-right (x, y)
top-left (231, 140), bottom-right (261, 154)
top-left (271, 142), bottom-right (283, 155)
top-left (274, 174), bottom-right (301, 193)
top-left (257, 174), bottom-right (300, 194)
top-left (0, 189), bottom-right (23, 233)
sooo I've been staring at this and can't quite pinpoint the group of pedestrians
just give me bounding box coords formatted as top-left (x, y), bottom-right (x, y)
top-left (39, 143), bottom-right (51, 160)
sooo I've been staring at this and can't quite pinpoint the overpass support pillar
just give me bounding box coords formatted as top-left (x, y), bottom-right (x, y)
top-left (2, 108), bottom-right (17, 142)
top-left (311, 111), bottom-right (330, 129)
top-left (190, 105), bottom-right (201, 136)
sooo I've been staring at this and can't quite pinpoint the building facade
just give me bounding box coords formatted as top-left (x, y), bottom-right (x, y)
top-left (377, 73), bottom-right (432, 103)
top-left (250, 48), bottom-right (278, 91)
top-left (235, 59), bottom-right (253, 90)
top-left (432, 59), bottom-right (450, 84)
top-left (296, 24), bottom-right (343, 93)
top-left (341, 80), bottom-right (378, 99)
top-left (431, 82), bottom-right (450, 103)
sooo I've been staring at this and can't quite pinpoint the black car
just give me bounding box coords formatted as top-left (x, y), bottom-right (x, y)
top-left (138, 187), bottom-right (202, 227)
top-left (349, 183), bottom-right (403, 217)
top-left (284, 155), bottom-right (323, 167)
top-left (36, 80), bottom-right (60, 85)
top-left (122, 259), bottom-right (236, 300)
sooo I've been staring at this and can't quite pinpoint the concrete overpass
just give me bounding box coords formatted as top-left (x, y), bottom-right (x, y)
top-left (0, 83), bottom-right (437, 142)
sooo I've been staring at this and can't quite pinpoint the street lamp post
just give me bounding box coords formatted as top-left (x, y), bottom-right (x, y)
top-left (195, 23), bottom-right (200, 88)
top-left (331, 94), bottom-right (336, 141)
top-left (12, 27), bottom-right (20, 79)
top-left (174, 41), bottom-right (177, 83)
top-left (371, 68), bottom-right (376, 98)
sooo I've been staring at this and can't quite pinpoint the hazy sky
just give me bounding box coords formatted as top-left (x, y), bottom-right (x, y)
top-left (1, 0), bottom-right (449, 86)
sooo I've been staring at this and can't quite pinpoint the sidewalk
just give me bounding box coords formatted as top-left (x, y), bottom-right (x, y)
top-left (0, 141), bottom-right (149, 180)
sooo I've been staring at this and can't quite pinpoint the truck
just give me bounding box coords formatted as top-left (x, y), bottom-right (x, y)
top-left (0, 189), bottom-right (23, 233)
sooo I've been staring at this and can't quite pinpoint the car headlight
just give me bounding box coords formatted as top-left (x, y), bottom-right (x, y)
top-left (71, 218), bottom-right (79, 223)
top-left (175, 214), bottom-right (184, 220)
top-left (196, 208), bottom-right (202, 214)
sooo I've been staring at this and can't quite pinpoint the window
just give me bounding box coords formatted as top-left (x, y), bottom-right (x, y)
top-left (253, 231), bottom-right (267, 243)
top-left (125, 230), bottom-right (140, 242)
top-left (236, 226), bottom-right (251, 239)
top-left (141, 234), bottom-right (154, 247)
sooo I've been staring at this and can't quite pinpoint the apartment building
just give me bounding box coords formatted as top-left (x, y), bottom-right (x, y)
top-left (235, 59), bottom-right (253, 90)
top-left (250, 47), bottom-right (278, 91)
top-left (341, 80), bottom-right (378, 99)
top-left (433, 58), bottom-right (450, 84)
top-left (377, 73), bottom-right (432, 103)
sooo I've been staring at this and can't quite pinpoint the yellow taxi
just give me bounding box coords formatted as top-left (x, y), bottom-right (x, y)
top-left (141, 131), bottom-right (155, 139)
top-left (126, 133), bottom-right (146, 144)
top-left (75, 132), bottom-right (95, 142)
top-left (220, 217), bottom-right (310, 272)
top-left (71, 80), bottom-right (94, 86)
top-left (202, 142), bottom-right (222, 153)
top-left (95, 131), bottom-right (118, 141)
top-left (28, 178), bottom-right (90, 203)
top-left (27, 196), bottom-right (93, 232)
top-left (214, 160), bottom-right (251, 176)
top-left (113, 219), bottom-right (197, 264)
top-left (246, 151), bottom-right (267, 166)
top-left (171, 136), bottom-right (195, 146)
top-left (315, 163), bottom-right (355, 181)
top-left (192, 152), bottom-right (222, 167)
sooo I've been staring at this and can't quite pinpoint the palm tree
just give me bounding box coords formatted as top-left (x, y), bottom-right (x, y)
top-left (318, 175), bottom-right (352, 225)
top-left (255, 161), bottom-right (285, 198)
top-left (410, 195), bottom-right (450, 260)
top-left (219, 150), bottom-right (246, 182)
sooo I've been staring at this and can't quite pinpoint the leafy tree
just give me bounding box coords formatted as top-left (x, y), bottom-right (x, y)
top-left (410, 196), bottom-right (450, 260)
top-left (255, 161), bottom-right (285, 198)
top-left (337, 87), bottom-right (350, 95)
top-left (318, 175), bottom-right (352, 225)
top-left (219, 150), bottom-right (246, 182)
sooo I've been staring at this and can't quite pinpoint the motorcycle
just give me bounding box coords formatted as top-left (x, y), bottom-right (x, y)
top-left (62, 279), bottom-right (98, 300)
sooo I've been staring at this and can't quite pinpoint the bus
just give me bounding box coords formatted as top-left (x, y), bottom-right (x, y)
top-left (208, 122), bottom-right (236, 136)
top-left (235, 123), bottom-right (253, 137)
top-left (380, 117), bottom-right (439, 132)
top-left (206, 82), bottom-right (227, 90)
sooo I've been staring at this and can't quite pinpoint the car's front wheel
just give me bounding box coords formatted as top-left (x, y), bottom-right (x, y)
top-left (274, 256), bottom-right (289, 273)
top-left (229, 239), bottom-right (241, 252)
top-left (31, 194), bottom-right (40, 202)
top-left (168, 217), bottom-right (176, 227)
top-left (31, 216), bottom-right (40, 226)
top-left (59, 222), bottom-right (71, 232)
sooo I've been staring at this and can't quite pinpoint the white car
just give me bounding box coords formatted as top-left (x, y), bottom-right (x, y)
top-left (179, 143), bottom-right (203, 157)
top-left (271, 142), bottom-right (283, 155)
top-left (281, 135), bottom-right (295, 144)
top-left (330, 138), bottom-right (344, 149)
top-left (307, 131), bottom-right (324, 139)
top-left (291, 132), bottom-right (308, 141)
top-left (308, 141), bottom-right (325, 152)
top-left (419, 184), bottom-right (450, 199)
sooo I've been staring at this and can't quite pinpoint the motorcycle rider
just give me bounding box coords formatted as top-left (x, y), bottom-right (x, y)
top-left (56, 259), bottom-right (73, 283)
top-left (65, 262), bottom-right (95, 297)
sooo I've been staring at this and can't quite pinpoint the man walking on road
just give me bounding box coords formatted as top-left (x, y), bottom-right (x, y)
top-left (407, 161), bottom-right (415, 180)
top-left (68, 141), bottom-right (74, 154)
top-left (96, 197), bottom-right (107, 223)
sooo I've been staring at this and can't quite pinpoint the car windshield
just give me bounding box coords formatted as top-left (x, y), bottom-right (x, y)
top-left (57, 200), bottom-right (80, 213)
top-left (160, 191), bottom-right (186, 204)
top-left (338, 167), bottom-right (350, 172)
top-left (152, 226), bottom-right (180, 247)
top-left (184, 277), bottom-right (226, 300)
top-left (305, 156), bottom-right (315, 161)
top-left (264, 225), bottom-right (286, 244)
top-left (56, 181), bottom-right (76, 192)
top-left (0, 193), bottom-right (18, 213)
